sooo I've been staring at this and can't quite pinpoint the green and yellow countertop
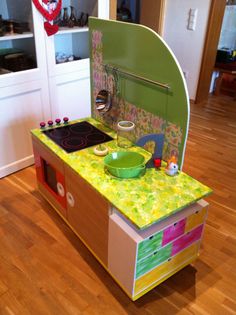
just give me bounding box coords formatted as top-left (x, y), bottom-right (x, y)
top-left (31, 118), bottom-right (212, 230)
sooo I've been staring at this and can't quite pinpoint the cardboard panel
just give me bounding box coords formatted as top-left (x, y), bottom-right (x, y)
top-left (185, 207), bottom-right (208, 233)
top-left (171, 225), bottom-right (204, 256)
top-left (162, 218), bottom-right (186, 246)
top-left (134, 241), bottom-right (200, 295)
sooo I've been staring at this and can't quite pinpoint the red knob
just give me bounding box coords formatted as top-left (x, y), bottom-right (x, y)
top-left (48, 120), bottom-right (53, 126)
top-left (55, 118), bottom-right (61, 124)
top-left (154, 158), bottom-right (162, 168)
top-left (63, 117), bottom-right (69, 123)
top-left (40, 122), bottom-right (46, 128)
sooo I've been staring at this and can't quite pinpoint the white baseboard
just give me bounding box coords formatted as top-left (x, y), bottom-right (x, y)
top-left (0, 155), bottom-right (34, 178)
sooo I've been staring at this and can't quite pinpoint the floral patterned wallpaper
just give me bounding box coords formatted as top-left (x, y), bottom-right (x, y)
top-left (91, 30), bottom-right (183, 161)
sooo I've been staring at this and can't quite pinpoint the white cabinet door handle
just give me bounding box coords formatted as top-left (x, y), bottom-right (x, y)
top-left (57, 182), bottom-right (65, 197)
top-left (66, 192), bottom-right (75, 207)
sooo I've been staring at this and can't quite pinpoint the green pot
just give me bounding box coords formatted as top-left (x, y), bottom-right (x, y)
top-left (104, 151), bottom-right (145, 178)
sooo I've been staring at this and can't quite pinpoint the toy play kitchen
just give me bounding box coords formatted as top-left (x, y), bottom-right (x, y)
top-left (31, 18), bottom-right (212, 300)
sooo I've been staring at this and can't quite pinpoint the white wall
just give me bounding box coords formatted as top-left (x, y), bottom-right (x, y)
top-left (162, 0), bottom-right (211, 100)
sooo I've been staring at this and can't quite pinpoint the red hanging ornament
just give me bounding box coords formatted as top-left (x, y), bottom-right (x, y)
top-left (44, 21), bottom-right (59, 36)
top-left (32, 0), bottom-right (62, 35)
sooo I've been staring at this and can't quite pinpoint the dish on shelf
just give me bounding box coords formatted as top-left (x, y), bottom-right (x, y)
top-left (55, 52), bottom-right (81, 64)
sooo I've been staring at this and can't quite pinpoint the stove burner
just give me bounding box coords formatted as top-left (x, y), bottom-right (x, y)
top-left (61, 137), bottom-right (86, 151)
top-left (86, 133), bottom-right (106, 142)
top-left (43, 121), bottom-right (113, 153)
top-left (49, 128), bottom-right (70, 139)
top-left (70, 123), bottom-right (93, 134)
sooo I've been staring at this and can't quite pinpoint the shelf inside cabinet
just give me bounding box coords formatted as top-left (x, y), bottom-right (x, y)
top-left (0, 32), bottom-right (34, 41)
top-left (56, 57), bottom-right (89, 67)
top-left (54, 30), bottom-right (89, 65)
top-left (57, 27), bottom-right (88, 35)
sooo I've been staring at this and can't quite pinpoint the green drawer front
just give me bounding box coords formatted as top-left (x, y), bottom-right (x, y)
top-left (136, 244), bottom-right (172, 279)
top-left (137, 231), bottom-right (163, 261)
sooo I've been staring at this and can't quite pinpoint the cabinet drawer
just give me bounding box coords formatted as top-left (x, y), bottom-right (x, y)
top-left (136, 244), bottom-right (172, 278)
top-left (137, 231), bottom-right (163, 261)
top-left (162, 218), bottom-right (186, 246)
top-left (171, 224), bottom-right (204, 256)
top-left (185, 207), bottom-right (207, 232)
top-left (134, 241), bottom-right (200, 295)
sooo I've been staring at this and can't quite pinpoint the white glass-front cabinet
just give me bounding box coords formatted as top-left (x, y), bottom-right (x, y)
top-left (0, 0), bottom-right (110, 178)
top-left (0, 0), bottom-right (48, 87)
top-left (46, 0), bottom-right (110, 120)
top-left (0, 0), bottom-right (50, 178)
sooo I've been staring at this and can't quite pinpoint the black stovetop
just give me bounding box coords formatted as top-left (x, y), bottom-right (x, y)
top-left (43, 121), bottom-right (113, 153)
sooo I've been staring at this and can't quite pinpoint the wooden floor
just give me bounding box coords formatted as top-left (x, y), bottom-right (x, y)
top-left (0, 94), bottom-right (236, 315)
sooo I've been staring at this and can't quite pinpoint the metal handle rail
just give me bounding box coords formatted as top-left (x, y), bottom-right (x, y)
top-left (103, 63), bottom-right (170, 91)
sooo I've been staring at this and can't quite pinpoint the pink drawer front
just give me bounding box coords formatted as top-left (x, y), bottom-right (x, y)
top-left (162, 218), bottom-right (186, 246)
top-left (171, 224), bottom-right (204, 256)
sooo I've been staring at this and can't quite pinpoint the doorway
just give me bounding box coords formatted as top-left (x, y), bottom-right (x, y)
top-left (109, 0), bottom-right (165, 35)
top-left (109, 0), bottom-right (227, 103)
top-left (195, 0), bottom-right (226, 103)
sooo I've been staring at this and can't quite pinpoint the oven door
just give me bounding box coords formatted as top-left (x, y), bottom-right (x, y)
top-left (34, 148), bottom-right (67, 211)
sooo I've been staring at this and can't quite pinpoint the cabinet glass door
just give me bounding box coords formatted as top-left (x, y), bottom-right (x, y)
top-left (0, 0), bottom-right (37, 75)
top-left (54, 0), bottom-right (98, 65)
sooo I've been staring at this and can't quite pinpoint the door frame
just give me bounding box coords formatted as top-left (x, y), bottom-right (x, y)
top-left (109, 0), bottom-right (166, 35)
top-left (195, 0), bottom-right (226, 103)
top-left (140, 0), bottom-right (166, 35)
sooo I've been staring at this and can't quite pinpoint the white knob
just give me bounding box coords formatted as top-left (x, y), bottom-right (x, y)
top-left (57, 182), bottom-right (65, 197)
top-left (66, 192), bottom-right (75, 207)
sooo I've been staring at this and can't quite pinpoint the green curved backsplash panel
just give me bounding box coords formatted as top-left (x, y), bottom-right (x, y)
top-left (89, 18), bottom-right (189, 169)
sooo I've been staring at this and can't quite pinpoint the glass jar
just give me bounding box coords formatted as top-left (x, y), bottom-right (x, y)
top-left (117, 121), bottom-right (135, 148)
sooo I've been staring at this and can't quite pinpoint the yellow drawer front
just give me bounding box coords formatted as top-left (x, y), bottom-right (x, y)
top-left (134, 241), bottom-right (200, 295)
top-left (185, 207), bottom-right (207, 233)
